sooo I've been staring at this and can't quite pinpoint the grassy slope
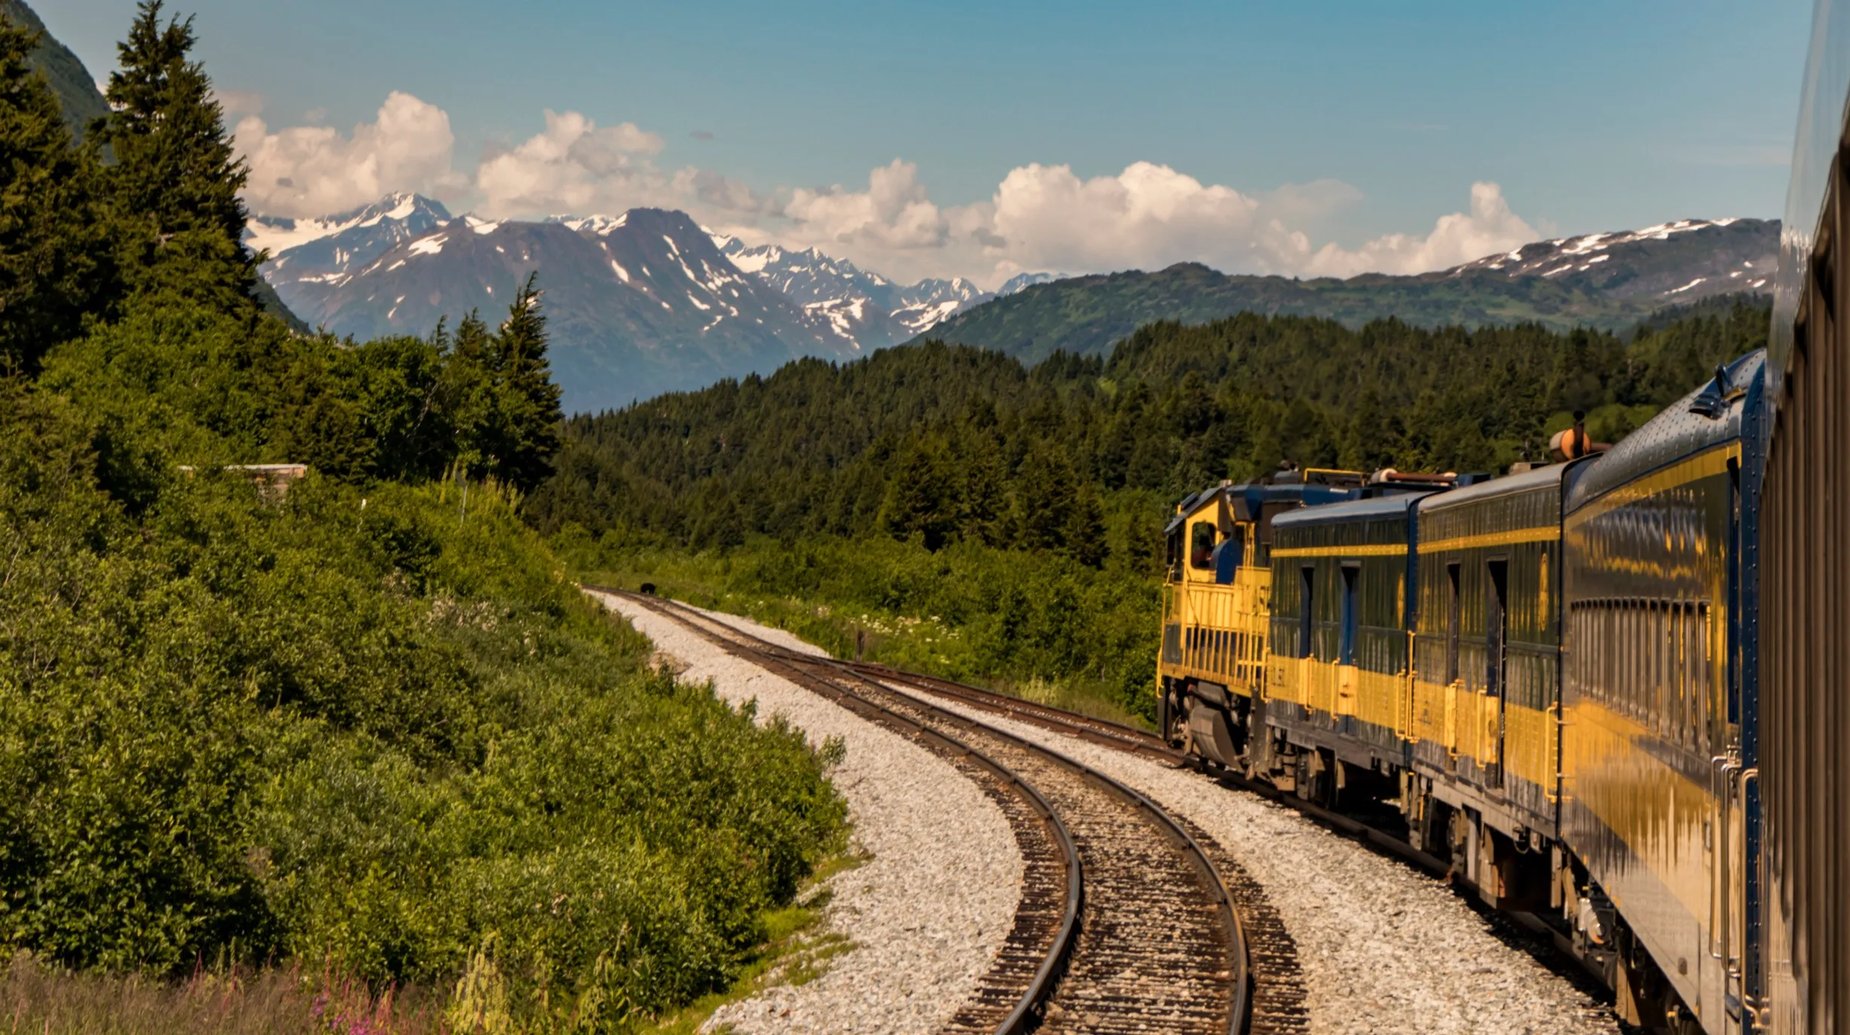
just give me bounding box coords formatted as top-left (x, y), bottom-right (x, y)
top-left (564, 533), bottom-right (1159, 729)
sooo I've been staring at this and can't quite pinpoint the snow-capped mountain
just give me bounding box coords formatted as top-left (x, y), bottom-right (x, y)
top-left (712, 235), bottom-right (993, 345)
top-left (1447, 217), bottom-right (1774, 300)
top-left (255, 198), bottom-right (862, 411)
top-left (248, 193), bottom-right (453, 285)
top-left (997, 272), bottom-right (1062, 296)
top-left (252, 194), bottom-right (1032, 408)
top-left (920, 217), bottom-right (1779, 363)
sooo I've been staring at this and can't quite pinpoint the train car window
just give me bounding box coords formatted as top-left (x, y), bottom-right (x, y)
top-left (1339, 564), bottom-right (1360, 665)
top-left (1486, 559), bottom-right (1508, 698)
top-left (1298, 565), bottom-right (1315, 659)
top-left (1653, 603), bottom-right (1667, 739)
top-left (1445, 562), bottom-right (1462, 684)
top-left (1190, 522), bottom-right (1217, 570)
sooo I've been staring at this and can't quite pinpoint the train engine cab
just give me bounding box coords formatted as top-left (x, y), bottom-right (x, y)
top-left (1158, 470), bottom-right (1362, 769)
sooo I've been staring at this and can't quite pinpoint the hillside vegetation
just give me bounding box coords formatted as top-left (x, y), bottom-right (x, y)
top-left (918, 226), bottom-right (1772, 365)
top-left (537, 298), bottom-right (1769, 720)
top-left (1, 4), bottom-right (845, 1031)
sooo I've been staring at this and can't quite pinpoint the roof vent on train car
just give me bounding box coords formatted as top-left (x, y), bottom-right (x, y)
top-left (1687, 364), bottom-right (1732, 419)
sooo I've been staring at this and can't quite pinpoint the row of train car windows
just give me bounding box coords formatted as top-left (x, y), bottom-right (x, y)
top-left (1565, 599), bottom-right (1717, 750)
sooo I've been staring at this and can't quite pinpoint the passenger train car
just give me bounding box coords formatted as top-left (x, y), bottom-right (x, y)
top-left (1761, 1), bottom-right (1850, 1029)
top-left (1155, 9), bottom-right (1850, 1029)
top-left (1161, 356), bottom-right (1767, 1033)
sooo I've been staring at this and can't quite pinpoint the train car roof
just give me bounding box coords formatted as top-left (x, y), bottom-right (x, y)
top-left (1163, 480), bottom-right (1355, 534)
top-left (1418, 463), bottom-right (1569, 515)
top-left (1566, 350), bottom-right (1766, 513)
top-left (1770, 0), bottom-right (1850, 403)
top-left (1272, 489), bottom-right (1435, 530)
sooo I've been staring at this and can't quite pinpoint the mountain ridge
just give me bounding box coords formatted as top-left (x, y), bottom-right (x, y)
top-left (3, 0), bottom-right (109, 140)
top-left (914, 217), bottom-right (1777, 363)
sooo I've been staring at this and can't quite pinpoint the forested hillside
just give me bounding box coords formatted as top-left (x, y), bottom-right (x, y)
top-left (1, 5), bottom-right (845, 1031)
top-left (537, 297), bottom-right (1767, 721)
top-left (918, 216), bottom-right (1773, 365)
top-left (533, 298), bottom-right (1769, 552)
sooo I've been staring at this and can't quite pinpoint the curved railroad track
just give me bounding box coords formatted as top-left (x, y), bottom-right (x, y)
top-left (598, 588), bottom-right (1301, 1035)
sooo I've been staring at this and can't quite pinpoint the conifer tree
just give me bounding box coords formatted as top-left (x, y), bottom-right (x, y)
top-left (440, 279), bottom-right (565, 493)
top-left (0, 12), bottom-right (111, 373)
top-left (99, 1), bottom-right (257, 310)
top-left (491, 274), bottom-right (564, 493)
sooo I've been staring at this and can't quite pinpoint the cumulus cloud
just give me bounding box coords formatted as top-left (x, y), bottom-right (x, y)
top-left (759, 160), bottom-right (1384, 284)
top-left (474, 110), bottom-right (660, 215)
top-left (230, 90), bottom-right (1542, 287)
top-left (234, 91), bottom-right (462, 218)
top-left (1302, 182), bottom-right (1538, 277)
top-left (781, 160), bottom-right (949, 250)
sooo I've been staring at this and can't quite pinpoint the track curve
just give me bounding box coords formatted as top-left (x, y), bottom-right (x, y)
top-left (597, 589), bottom-right (1276, 1034)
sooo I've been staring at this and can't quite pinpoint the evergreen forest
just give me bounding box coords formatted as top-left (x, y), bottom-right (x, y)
top-left (537, 297), bottom-right (1768, 722)
top-left (0, 0), bottom-right (1778, 1028)
top-left (0, 4), bottom-right (846, 1031)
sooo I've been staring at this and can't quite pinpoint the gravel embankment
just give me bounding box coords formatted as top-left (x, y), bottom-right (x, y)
top-left (679, 603), bottom-right (1619, 1035)
top-left (591, 593), bottom-right (1022, 1035)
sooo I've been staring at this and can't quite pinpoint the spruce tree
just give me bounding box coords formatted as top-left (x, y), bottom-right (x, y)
top-left (440, 279), bottom-right (565, 493)
top-left (491, 274), bottom-right (564, 493)
top-left (99, 1), bottom-right (257, 311)
top-left (0, 12), bottom-right (111, 373)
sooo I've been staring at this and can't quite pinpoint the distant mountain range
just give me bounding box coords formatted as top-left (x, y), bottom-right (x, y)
top-left (917, 218), bottom-right (1777, 364)
top-left (237, 200), bottom-right (1783, 410)
top-left (14, 0), bottom-right (1781, 413)
top-left (251, 194), bottom-right (1021, 410)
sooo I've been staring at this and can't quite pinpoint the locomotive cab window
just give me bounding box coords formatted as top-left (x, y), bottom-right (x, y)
top-left (1190, 522), bottom-right (1217, 570)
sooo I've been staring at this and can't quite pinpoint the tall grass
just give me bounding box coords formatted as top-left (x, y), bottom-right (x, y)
top-left (563, 532), bottom-right (1161, 727)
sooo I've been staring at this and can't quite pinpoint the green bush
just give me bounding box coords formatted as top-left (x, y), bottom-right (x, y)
top-left (0, 384), bottom-right (847, 1027)
top-left (568, 533), bottom-right (1161, 725)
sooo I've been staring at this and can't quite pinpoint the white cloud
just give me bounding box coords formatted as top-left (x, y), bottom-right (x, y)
top-left (781, 160), bottom-right (949, 250)
top-left (234, 91), bottom-right (462, 218)
top-left (1302, 182), bottom-right (1538, 277)
top-left (476, 109), bottom-right (690, 217)
top-left (232, 92), bottom-right (1543, 288)
top-left (757, 160), bottom-right (1378, 285)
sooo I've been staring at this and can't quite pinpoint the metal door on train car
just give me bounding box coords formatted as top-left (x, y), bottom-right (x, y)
top-left (1483, 557), bottom-right (1509, 788)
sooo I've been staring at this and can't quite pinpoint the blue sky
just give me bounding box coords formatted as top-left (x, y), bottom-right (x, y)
top-left (45, 0), bottom-right (1813, 286)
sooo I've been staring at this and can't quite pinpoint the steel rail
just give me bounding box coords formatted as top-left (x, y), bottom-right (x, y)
top-left (597, 587), bottom-right (1251, 1035)
top-left (595, 588), bottom-right (1083, 1035)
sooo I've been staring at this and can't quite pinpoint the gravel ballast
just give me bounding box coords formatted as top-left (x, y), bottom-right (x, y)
top-left (667, 602), bottom-right (1620, 1035)
top-left (592, 593), bottom-right (1023, 1035)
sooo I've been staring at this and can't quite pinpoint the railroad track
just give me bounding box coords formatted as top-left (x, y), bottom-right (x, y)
top-left (598, 589), bottom-right (1305, 1035)
top-left (797, 616), bottom-right (1609, 998)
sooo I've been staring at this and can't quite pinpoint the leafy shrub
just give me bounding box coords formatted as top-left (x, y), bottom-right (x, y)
top-left (0, 383), bottom-right (847, 1027)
